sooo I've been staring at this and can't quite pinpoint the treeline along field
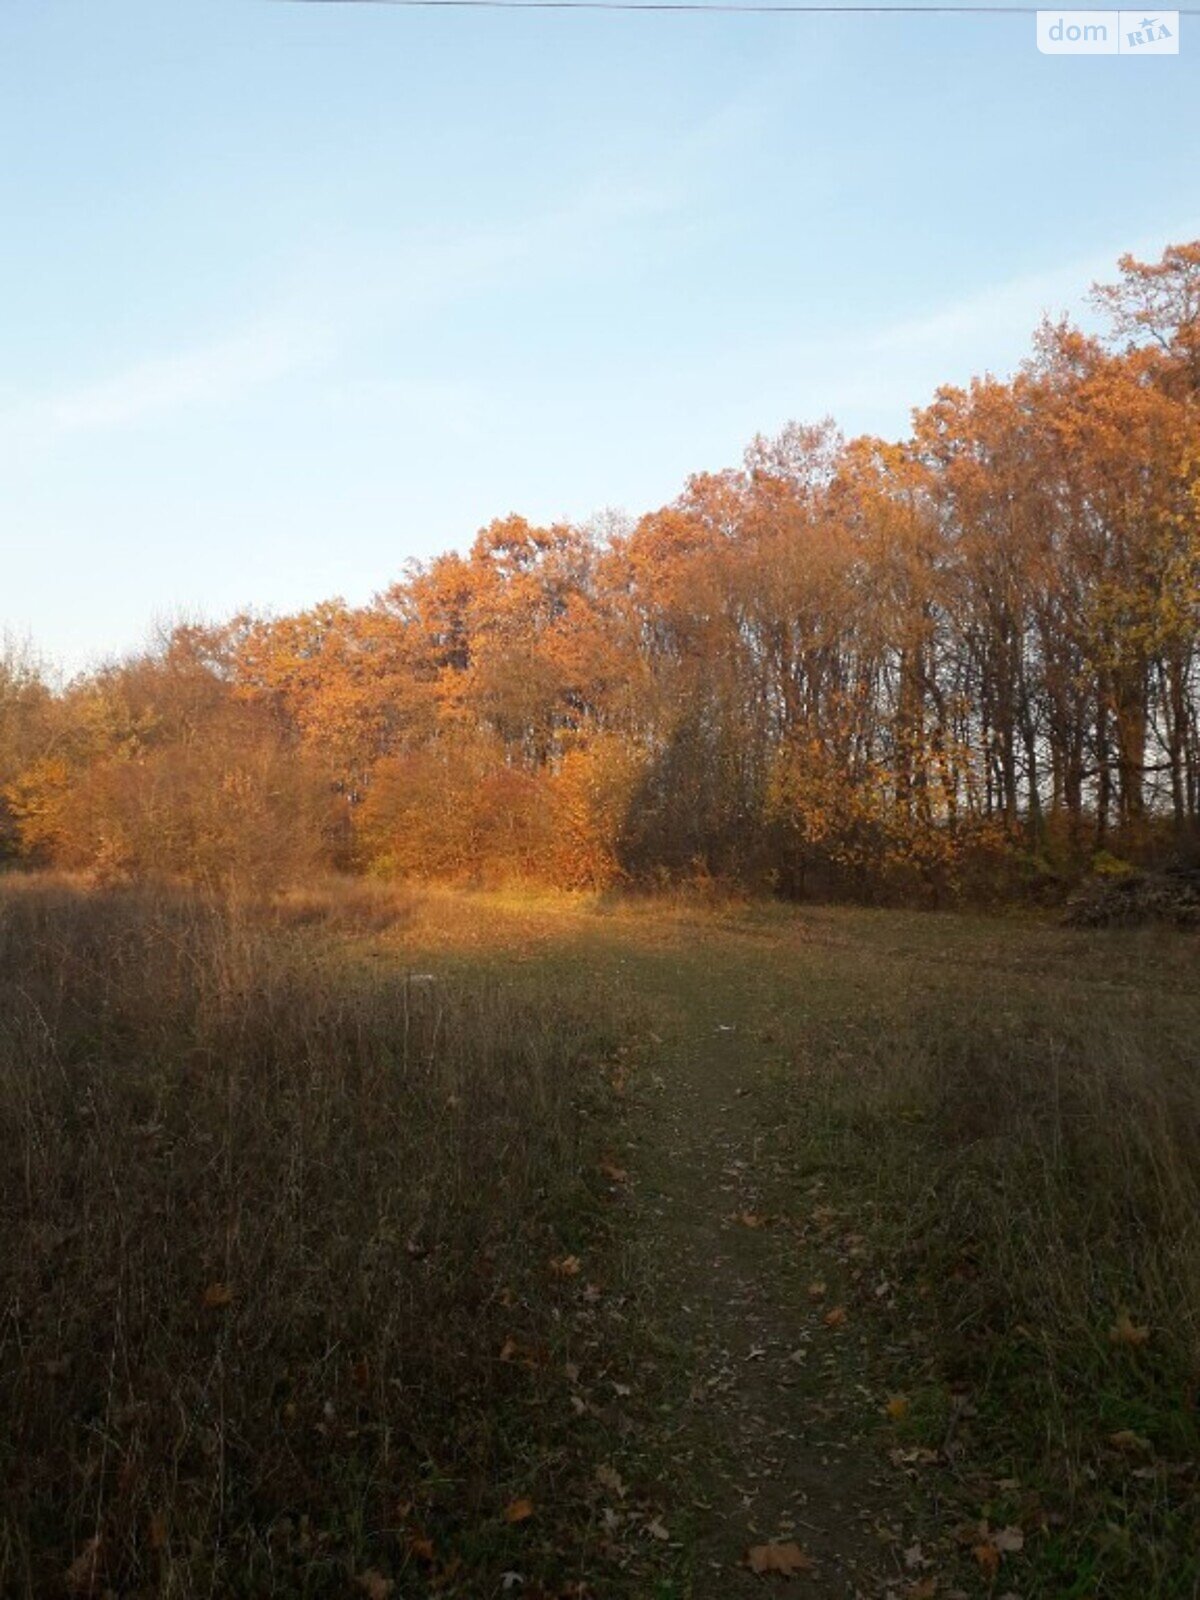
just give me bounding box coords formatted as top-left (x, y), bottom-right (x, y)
top-left (2, 241), bottom-right (1199, 904)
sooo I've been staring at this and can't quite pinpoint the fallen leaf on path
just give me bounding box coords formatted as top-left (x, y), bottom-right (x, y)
top-left (745, 1540), bottom-right (813, 1575)
top-left (1109, 1311), bottom-right (1150, 1348)
top-left (595, 1464), bottom-right (627, 1498)
top-left (64, 1537), bottom-right (102, 1595)
top-left (644, 1517), bottom-right (670, 1541)
top-left (823, 1306), bottom-right (848, 1328)
top-left (202, 1282), bottom-right (233, 1308)
top-left (992, 1526), bottom-right (1024, 1553)
top-left (733, 1211), bottom-right (770, 1228)
top-left (551, 1255), bottom-right (582, 1276)
top-left (1109, 1429), bottom-right (1152, 1453)
top-left (807, 1281), bottom-right (827, 1300)
top-left (504, 1497), bottom-right (535, 1524)
top-left (972, 1543), bottom-right (1001, 1578)
top-left (599, 1159), bottom-right (629, 1183)
top-left (355, 1572), bottom-right (395, 1599)
top-left (886, 1394), bottom-right (910, 1421)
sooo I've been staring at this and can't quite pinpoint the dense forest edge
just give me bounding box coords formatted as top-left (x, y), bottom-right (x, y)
top-left (3, 242), bottom-right (1200, 905)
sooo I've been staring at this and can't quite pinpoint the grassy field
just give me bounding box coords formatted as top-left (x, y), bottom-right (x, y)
top-left (2, 878), bottom-right (1198, 1597)
top-left (0, 879), bottom-right (636, 1598)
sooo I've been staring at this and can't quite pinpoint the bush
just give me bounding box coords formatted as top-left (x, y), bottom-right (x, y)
top-left (356, 738), bottom-right (555, 884)
top-left (1064, 865), bottom-right (1200, 928)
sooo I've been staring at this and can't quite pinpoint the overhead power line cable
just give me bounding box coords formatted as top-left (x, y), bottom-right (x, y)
top-left (274, 0), bottom-right (1199, 14)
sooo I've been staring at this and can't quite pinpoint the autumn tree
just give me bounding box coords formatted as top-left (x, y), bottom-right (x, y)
top-left (7, 238), bottom-right (1198, 899)
top-left (0, 642), bottom-right (54, 861)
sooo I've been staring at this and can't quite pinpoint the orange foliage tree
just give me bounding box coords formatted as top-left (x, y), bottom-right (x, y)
top-left (7, 240), bottom-right (1199, 901)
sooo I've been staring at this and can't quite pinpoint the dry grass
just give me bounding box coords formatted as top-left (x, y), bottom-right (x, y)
top-left (4, 875), bottom-right (1197, 1597)
top-left (0, 877), bottom-right (621, 1597)
top-left (899, 989), bottom-right (1200, 1377)
top-left (371, 884), bottom-right (1200, 1589)
top-left (270, 877), bottom-right (421, 935)
top-left (776, 953), bottom-right (1200, 1593)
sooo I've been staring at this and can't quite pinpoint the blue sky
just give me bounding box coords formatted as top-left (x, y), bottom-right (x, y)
top-left (2, 0), bottom-right (1197, 675)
